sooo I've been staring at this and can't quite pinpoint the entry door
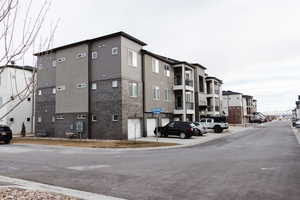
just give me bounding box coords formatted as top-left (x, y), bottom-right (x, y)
top-left (128, 119), bottom-right (141, 139)
top-left (146, 119), bottom-right (156, 137)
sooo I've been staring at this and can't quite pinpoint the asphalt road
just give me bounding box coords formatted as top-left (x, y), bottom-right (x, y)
top-left (0, 120), bottom-right (300, 200)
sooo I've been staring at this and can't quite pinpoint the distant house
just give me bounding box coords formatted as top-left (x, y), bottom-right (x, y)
top-left (0, 65), bottom-right (35, 134)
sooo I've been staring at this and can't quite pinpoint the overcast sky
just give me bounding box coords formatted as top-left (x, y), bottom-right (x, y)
top-left (28, 0), bottom-right (300, 114)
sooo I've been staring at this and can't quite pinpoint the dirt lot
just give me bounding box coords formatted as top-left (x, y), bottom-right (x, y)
top-left (12, 137), bottom-right (177, 148)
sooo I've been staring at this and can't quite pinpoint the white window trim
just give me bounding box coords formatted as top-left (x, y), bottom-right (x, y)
top-left (164, 88), bottom-right (170, 102)
top-left (153, 86), bottom-right (160, 100)
top-left (164, 65), bottom-right (170, 77)
top-left (128, 49), bottom-right (138, 67)
top-left (92, 51), bottom-right (98, 59)
top-left (91, 83), bottom-right (97, 90)
top-left (112, 114), bottom-right (119, 121)
top-left (112, 47), bottom-right (118, 55)
top-left (92, 115), bottom-right (97, 122)
top-left (112, 80), bottom-right (118, 88)
top-left (129, 82), bottom-right (138, 97)
top-left (38, 90), bottom-right (42, 96)
top-left (152, 58), bottom-right (159, 73)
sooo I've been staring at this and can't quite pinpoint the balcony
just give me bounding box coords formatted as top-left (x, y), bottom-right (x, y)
top-left (185, 79), bottom-right (193, 87)
top-left (186, 102), bottom-right (194, 110)
top-left (173, 77), bottom-right (194, 91)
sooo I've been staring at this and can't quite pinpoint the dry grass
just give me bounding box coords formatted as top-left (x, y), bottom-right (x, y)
top-left (12, 137), bottom-right (177, 148)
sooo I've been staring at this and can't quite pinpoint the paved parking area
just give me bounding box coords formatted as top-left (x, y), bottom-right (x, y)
top-left (136, 125), bottom-right (252, 147)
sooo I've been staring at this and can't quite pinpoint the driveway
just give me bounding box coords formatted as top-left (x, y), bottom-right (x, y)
top-left (0, 120), bottom-right (299, 200)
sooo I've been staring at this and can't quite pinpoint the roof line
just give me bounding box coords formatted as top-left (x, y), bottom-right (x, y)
top-left (0, 65), bottom-right (35, 72)
top-left (34, 31), bottom-right (147, 56)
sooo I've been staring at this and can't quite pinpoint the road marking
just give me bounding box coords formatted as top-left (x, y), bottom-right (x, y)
top-left (261, 167), bottom-right (276, 170)
top-left (67, 164), bottom-right (110, 171)
top-left (0, 175), bottom-right (126, 200)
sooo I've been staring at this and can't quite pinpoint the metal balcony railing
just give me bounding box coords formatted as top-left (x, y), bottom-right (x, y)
top-left (185, 79), bottom-right (193, 87)
top-left (174, 77), bottom-right (182, 85)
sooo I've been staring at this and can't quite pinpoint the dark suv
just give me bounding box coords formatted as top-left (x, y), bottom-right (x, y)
top-left (154, 121), bottom-right (197, 139)
top-left (0, 125), bottom-right (12, 144)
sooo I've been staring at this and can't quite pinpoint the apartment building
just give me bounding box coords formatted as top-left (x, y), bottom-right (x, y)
top-left (34, 31), bottom-right (221, 139)
top-left (294, 96), bottom-right (300, 120)
top-left (222, 90), bottom-right (244, 124)
top-left (0, 65), bottom-right (34, 134)
top-left (242, 95), bottom-right (254, 123)
top-left (206, 76), bottom-right (223, 116)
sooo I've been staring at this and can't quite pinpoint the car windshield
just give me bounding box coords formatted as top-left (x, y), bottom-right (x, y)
top-left (193, 122), bottom-right (199, 126)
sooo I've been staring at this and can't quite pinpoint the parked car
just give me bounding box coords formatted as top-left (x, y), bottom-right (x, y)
top-left (199, 117), bottom-right (229, 133)
top-left (192, 122), bottom-right (208, 136)
top-left (154, 121), bottom-right (198, 139)
top-left (0, 125), bottom-right (12, 144)
top-left (295, 120), bottom-right (300, 128)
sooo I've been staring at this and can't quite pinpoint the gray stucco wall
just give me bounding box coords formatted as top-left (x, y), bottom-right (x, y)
top-left (35, 87), bottom-right (56, 137)
top-left (90, 79), bottom-right (123, 139)
top-left (55, 44), bottom-right (89, 114)
top-left (143, 54), bottom-right (175, 114)
top-left (36, 54), bottom-right (56, 88)
top-left (90, 37), bottom-right (122, 81)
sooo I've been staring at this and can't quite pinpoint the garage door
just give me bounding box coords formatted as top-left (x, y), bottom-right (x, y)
top-left (128, 119), bottom-right (141, 139)
top-left (146, 119), bottom-right (156, 137)
top-left (161, 118), bottom-right (170, 126)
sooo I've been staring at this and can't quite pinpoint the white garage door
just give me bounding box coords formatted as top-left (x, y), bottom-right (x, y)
top-left (161, 118), bottom-right (170, 126)
top-left (128, 119), bottom-right (141, 139)
top-left (146, 119), bottom-right (156, 137)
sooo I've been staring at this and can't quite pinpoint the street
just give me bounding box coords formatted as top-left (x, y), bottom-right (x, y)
top-left (0, 121), bottom-right (300, 200)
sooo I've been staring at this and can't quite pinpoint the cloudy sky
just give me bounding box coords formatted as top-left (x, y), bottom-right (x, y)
top-left (28, 0), bottom-right (300, 114)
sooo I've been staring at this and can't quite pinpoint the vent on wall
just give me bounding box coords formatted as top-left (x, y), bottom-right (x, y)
top-left (57, 85), bottom-right (66, 91)
top-left (77, 82), bottom-right (88, 89)
top-left (57, 57), bottom-right (66, 63)
top-left (76, 52), bottom-right (87, 59)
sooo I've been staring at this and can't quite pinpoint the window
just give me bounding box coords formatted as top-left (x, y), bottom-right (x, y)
top-left (92, 115), bottom-right (97, 122)
top-left (52, 60), bottom-right (56, 67)
top-left (164, 89), bottom-right (170, 101)
top-left (37, 117), bottom-right (42, 123)
top-left (52, 88), bottom-right (56, 94)
top-left (186, 92), bottom-right (193, 102)
top-left (152, 58), bottom-right (159, 73)
top-left (199, 76), bottom-right (204, 92)
top-left (56, 115), bottom-right (64, 120)
top-left (112, 47), bottom-right (118, 55)
top-left (77, 114), bottom-right (87, 119)
top-left (77, 82), bottom-right (88, 89)
top-left (112, 80), bottom-right (118, 88)
top-left (26, 117), bottom-right (30, 122)
top-left (164, 65), bottom-right (170, 77)
top-left (51, 116), bottom-right (55, 123)
top-left (91, 83), bottom-right (97, 90)
top-left (76, 52), bottom-right (87, 59)
top-left (153, 86), bottom-right (160, 100)
top-left (112, 114), bottom-right (119, 121)
top-left (128, 49), bottom-right (137, 67)
top-left (129, 82), bottom-right (138, 97)
top-left (38, 90), bottom-right (42, 96)
top-left (92, 51), bottom-right (98, 59)
top-left (57, 85), bottom-right (66, 91)
top-left (57, 57), bottom-right (66, 63)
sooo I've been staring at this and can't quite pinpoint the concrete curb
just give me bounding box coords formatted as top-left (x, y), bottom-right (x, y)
top-left (0, 175), bottom-right (125, 200)
top-left (12, 127), bottom-right (253, 151)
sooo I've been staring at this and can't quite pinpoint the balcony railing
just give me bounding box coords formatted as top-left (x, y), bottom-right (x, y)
top-left (186, 102), bottom-right (194, 110)
top-left (207, 106), bottom-right (213, 111)
top-left (174, 77), bottom-right (182, 85)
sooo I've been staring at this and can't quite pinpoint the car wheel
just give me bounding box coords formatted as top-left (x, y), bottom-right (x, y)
top-left (214, 126), bottom-right (222, 133)
top-left (179, 132), bottom-right (186, 139)
top-left (4, 140), bottom-right (11, 144)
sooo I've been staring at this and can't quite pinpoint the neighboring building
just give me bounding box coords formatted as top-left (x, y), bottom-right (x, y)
top-left (295, 96), bottom-right (300, 120)
top-left (242, 95), bottom-right (254, 123)
top-left (222, 90), bottom-right (244, 124)
top-left (206, 76), bottom-right (223, 116)
top-left (34, 31), bottom-right (223, 139)
top-left (0, 65), bottom-right (34, 134)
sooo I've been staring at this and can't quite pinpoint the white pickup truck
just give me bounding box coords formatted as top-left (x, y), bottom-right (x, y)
top-left (199, 117), bottom-right (229, 133)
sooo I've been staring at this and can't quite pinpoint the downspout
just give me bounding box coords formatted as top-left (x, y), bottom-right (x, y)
top-left (87, 43), bottom-right (92, 139)
top-left (141, 51), bottom-right (146, 137)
